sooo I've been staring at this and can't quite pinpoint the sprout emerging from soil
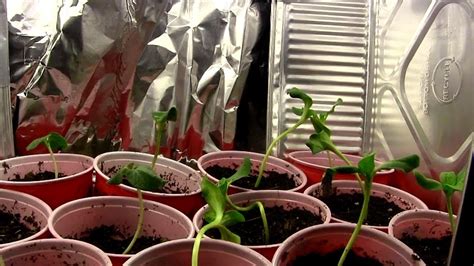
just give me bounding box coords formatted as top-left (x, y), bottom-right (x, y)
top-left (107, 106), bottom-right (176, 254)
top-left (255, 87), bottom-right (313, 188)
top-left (26, 132), bottom-right (68, 179)
top-left (193, 158), bottom-right (269, 266)
top-left (322, 153), bottom-right (420, 266)
top-left (415, 170), bottom-right (465, 232)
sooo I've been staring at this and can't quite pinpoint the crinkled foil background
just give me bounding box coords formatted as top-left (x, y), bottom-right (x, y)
top-left (0, 0), bottom-right (13, 159)
top-left (7, 0), bottom-right (269, 159)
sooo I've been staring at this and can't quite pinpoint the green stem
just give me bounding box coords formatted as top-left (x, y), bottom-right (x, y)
top-left (228, 200), bottom-right (270, 244)
top-left (192, 222), bottom-right (217, 266)
top-left (0, 255), bottom-right (5, 266)
top-left (47, 145), bottom-right (59, 179)
top-left (446, 195), bottom-right (456, 233)
top-left (123, 189), bottom-right (144, 254)
top-left (255, 115), bottom-right (309, 188)
top-left (151, 123), bottom-right (165, 169)
top-left (330, 147), bottom-right (363, 189)
top-left (337, 181), bottom-right (371, 266)
top-left (326, 151), bottom-right (333, 167)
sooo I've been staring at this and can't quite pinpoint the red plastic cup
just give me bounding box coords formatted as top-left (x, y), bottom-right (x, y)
top-left (0, 154), bottom-right (94, 209)
top-left (93, 151), bottom-right (203, 218)
top-left (193, 190), bottom-right (331, 261)
top-left (0, 189), bottom-right (52, 248)
top-left (48, 196), bottom-right (195, 266)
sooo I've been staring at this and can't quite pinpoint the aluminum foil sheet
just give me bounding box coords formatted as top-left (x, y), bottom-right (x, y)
top-left (268, 0), bottom-right (371, 156)
top-left (8, 0), bottom-right (266, 159)
top-left (0, 0), bottom-right (13, 159)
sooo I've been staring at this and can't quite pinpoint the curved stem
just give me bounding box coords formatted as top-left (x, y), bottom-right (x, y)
top-left (330, 148), bottom-right (363, 189)
top-left (151, 124), bottom-right (165, 169)
top-left (123, 189), bottom-right (144, 254)
top-left (337, 181), bottom-right (372, 266)
top-left (446, 195), bottom-right (456, 233)
top-left (192, 223), bottom-right (217, 266)
top-left (255, 116), bottom-right (309, 188)
top-left (326, 151), bottom-right (333, 167)
top-left (228, 200), bottom-right (270, 244)
top-left (47, 145), bottom-right (59, 179)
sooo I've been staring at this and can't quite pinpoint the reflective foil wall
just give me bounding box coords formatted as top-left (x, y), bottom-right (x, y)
top-left (0, 0), bottom-right (13, 159)
top-left (7, 0), bottom-right (267, 159)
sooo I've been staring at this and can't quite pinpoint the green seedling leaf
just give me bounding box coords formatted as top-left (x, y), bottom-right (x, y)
top-left (414, 171), bottom-right (442, 191)
top-left (217, 225), bottom-right (241, 243)
top-left (377, 154), bottom-right (420, 173)
top-left (440, 171), bottom-right (465, 196)
top-left (108, 163), bottom-right (166, 191)
top-left (414, 169), bottom-right (465, 233)
top-left (152, 107), bottom-right (177, 124)
top-left (26, 132), bottom-right (68, 151)
top-left (287, 87), bottom-right (313, 111)
top-left (201, 176), bottom-right (226, 223)
top-left (358, 153), bottom-right (376, 181)
top-left (221, 210), bottom-right (246, 227)
top-left (26, 132), bottom-right (68, 179)
top-left (203, 208), bottom-right (217, 224)
top-left (306, 131), bottom-right (333, 155)
top-left (226, 158), bottom-right (252, 184)
top-left (319, 98), bottom-right (343, 122)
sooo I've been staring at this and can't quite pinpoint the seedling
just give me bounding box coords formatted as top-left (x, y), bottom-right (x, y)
top-left (255, 87), bottom-right (314, 188)
top-left (151, 107), bottom-right (177, 168)
top-left (193, 158), bottom-right (269, 266)
top-left (26, 132), bottom-right (68, 179)
top-left (106, 107), bottom-right (176, 254)
top-left (415, 170), bottom-right (466, 232)
top-left (321, 153), bottom-right (420, 266)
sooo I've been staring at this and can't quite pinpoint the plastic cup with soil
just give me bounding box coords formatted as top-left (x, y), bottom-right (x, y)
top-left (124, 238), bottom-right (271, 266)
top-left (389, 209), bottom-right (454, 266)
top-left (94, 151), bottom-right (203, 217)
top-left (0, 238), bottom-right (112, 265)
top-left (304, 180), bottom-right (428, 231)
top-left (48, 196), bottom-right (195, 265)
top-left (272, 223), bottom-right (426, 266)
top-left (193, 190), bottom-right (331, 261)
top-left (197, 150), bottom-right (307, 194)
top-left (0, 153), bottom-right (94, 209)
top-left (0, 189), bottom-right (52, 248)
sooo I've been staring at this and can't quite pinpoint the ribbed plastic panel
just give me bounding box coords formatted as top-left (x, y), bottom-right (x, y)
top-left (268, 0), bottom-right (370, 156)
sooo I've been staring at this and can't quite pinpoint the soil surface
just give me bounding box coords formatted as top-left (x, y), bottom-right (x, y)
top-left (291, 248), bottom-right (384, 266)
top-left (73, 225), bottom-right (167, 254)
top-left (400, 234), bottom-right (452, 266)
top-left (8, 171), bottom-right (66, 181)
top-left (205, 205), bottom-right (323, 245)
top-left (204, 164), bottom-right (298, 190)
top-left (0, 209), bottom-right (40, 244)
top-left (315, 191), bottom-right (405, 226)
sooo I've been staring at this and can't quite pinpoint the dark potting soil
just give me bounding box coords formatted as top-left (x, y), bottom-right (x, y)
top-left (400, 234), bottom-right (452, 266)
top-left (291, 248), bottom-right (384, 266)
top-left (204, 164), bottom-right (298, 190)
top-left (0, 209), bottom-right (40, 244)
top-left (73, 225), bottom-right (167, 254)
top-left (8, 171), bottom-right (66, 181)
top-left (315, 191), bottom-right (405, 226)
top-left (205, 206), bottom-right (323, 245)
